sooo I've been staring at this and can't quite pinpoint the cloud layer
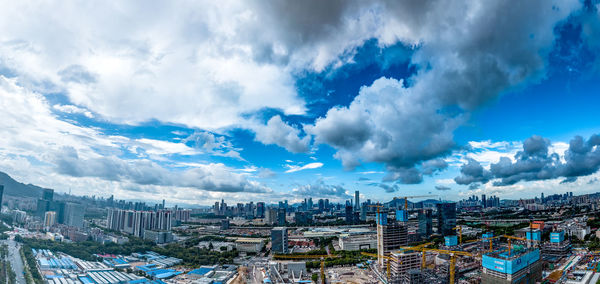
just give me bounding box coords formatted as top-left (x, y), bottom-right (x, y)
top-left (455, 134), bottom-right (600, 187)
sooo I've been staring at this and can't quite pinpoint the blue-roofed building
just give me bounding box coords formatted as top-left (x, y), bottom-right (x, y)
top-left (482, 248), bottom-right (542, 283)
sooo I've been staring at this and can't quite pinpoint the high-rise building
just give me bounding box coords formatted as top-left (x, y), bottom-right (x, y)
top-left (256, 202), bottom-right (265, 218)
top-left (345, 204), bottom-right (354, 224)
top-left (265, 208), bottom-right (277, 224)
top-left (213, 202), bottom-right (220, 215)
top-left (64, 202), bottom-right (84, 228)
top-left (318, 199), bottom-right (324, 213)
top-left (355, 191), bottom-right (360, 211)
top-left (436, 202), bottom-right (457, 236)
top-left (44, 211), bottom-right (57, 227)
top-left (307, 198), bottom-right (313, 210)
top-left (376, 212), bottom-right (408, 267)
top-left (42, 188), bottom-right (54, 201)
top-left (482, 194), bottom-right (487, 208)
top-left (417, 209), bottom-right (433, 238)
top-left (277, 208), bottom-right (286, 226)
top-left (0, 185), bottom-right (3, 209)
top-left (271, 227), bottom-right (289, 254)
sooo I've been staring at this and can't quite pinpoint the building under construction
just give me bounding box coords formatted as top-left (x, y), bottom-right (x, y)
top-left (389, 251), bottom-right (421, 284)
top-left (481, 247), bottom-right (542, 284)
top-left (376, 212), bottom-right (408, 267)
top-left (541, 231), bottom-right (571, 261)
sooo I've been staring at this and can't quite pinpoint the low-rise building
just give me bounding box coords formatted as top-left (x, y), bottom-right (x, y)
top-left (234, 238), bottom-right (265, 253)
top-left (338, 234), bottom-right (377, 251)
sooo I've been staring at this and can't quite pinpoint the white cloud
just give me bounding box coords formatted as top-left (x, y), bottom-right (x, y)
top-left (0, 75), bottom-right (272, 202)
top-left (285, 162), bottom-right (324, 173)
top-left (251, 116), bottom-right (310, 153)
top-left (52, 104), bottom-right (94, 118)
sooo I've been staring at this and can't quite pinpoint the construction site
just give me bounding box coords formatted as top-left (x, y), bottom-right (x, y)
top-left (365, 198), bottom-right (577, 284)
top-left (260, 196), bottom-right (597, 284)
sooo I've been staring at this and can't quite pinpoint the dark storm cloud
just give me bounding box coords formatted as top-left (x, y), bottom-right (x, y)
top-left (454, 158), bottom-right (492, 185)
top-left (455, 134), bottom-right (600, 186)
top-left (52, 147), bottom-right (271, 193)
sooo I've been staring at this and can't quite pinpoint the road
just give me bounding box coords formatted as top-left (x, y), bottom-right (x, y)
top-left (4, 239), bottom-right (26, 284)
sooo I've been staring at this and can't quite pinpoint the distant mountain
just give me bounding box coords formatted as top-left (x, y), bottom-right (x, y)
top-left (0, 171), bottom-right (46, 198)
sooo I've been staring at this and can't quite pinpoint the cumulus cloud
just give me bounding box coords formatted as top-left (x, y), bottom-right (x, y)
top-left (252, 116), bottom-right (310, 153)
top-left (183, 131), bottom-right (243, 160)
top-left (455, 134), bottom-right (600, 186)
top-left (285, 162), bottom-right (324, 173)
top-left (0, 75), bottom-right (272, 201)
top-left (306, 0), bottom-right (580, 185)
top-left (292, 179), bottom-right (351, 199)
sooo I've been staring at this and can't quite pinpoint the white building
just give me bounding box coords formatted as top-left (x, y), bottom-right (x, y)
top-left (235, 238), bottom-right (265, 253)
top-left (338, 234), bottom-right (377, 251)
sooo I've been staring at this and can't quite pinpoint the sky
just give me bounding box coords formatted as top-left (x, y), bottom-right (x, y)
top-left (0, 0), bottom-right (599, 207)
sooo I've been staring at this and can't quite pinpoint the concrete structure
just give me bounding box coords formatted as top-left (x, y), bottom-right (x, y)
top-left (390, 251), bottom-right (421, 284)
top-left (235, 238), bottom-right (265, 253)
top-left (376, 213), bottom-right (408, 267)
top-left (271, 227), bottom-right (289, 254)
top-left (543, 231), bottom-right (571, 260)
top-left (338, 234), bottom-right (377, 251)
top-left (482, 248), bottom-right (542, 284)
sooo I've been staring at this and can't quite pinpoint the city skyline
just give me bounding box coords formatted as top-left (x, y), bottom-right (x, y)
top-left (0, 1), bottom-right (599, 206)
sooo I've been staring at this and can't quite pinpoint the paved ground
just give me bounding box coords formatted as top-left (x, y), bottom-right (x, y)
top-left (4, 239), bottom-right (26, 284)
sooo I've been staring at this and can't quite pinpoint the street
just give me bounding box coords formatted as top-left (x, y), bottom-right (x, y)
top-left (4, 239), bottom-right (26, 284)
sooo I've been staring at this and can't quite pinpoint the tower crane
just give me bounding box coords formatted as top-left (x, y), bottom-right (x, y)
top-left (273, 254), bottom-right (340, 284)
top-left (453, 225), bottom-right (462, 245)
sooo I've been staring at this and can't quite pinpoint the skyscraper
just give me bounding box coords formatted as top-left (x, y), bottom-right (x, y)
top-left (345, 204), bottom-right (354, 224)
top-left (482, 194), bottom-right (487, 208)
top-left (436, 202), bottom-right (457, 236)
top-left (271, 227), bottom-right (289, 254)
top-left (355, 190), bottom-right (360, 211)
top-left (277, 208), bottom-right (286, 226)
top-left (64, 202), bottom-right (84, 228)
top-left (418, 209), bottom-right (433, 238)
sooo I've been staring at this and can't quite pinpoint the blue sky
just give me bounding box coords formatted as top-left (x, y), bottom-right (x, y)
top-left (0, 1), bottom-right (599, 206)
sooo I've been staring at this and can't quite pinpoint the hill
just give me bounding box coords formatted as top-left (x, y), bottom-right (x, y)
top-left (0, 171), bottom-right (46, 198)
